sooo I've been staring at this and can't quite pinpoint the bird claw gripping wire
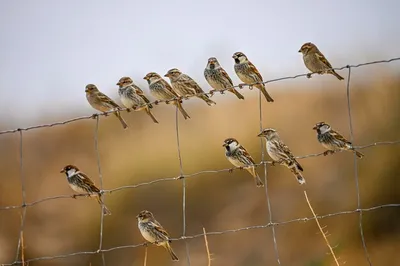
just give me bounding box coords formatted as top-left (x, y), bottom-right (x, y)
top-left (323, 150), bottom-right (335, 156)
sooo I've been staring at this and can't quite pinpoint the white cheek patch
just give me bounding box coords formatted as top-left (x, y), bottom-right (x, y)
top-left (66, 169), bottom-right (76, 177)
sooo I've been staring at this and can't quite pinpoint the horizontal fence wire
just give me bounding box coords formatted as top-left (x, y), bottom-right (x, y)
top-left (2, 204), bottom-right (400, 265)
top-left (0, 57), bottom-right (398, 136)
top-left (1, 57), bottom-right (400, 266)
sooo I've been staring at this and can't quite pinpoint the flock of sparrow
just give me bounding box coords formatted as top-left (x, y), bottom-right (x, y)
top-left (59, 42), bottom-right (363, 261)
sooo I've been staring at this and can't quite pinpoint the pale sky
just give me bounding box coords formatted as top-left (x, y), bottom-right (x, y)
top-left (1, 0), bottom-right (399, 127)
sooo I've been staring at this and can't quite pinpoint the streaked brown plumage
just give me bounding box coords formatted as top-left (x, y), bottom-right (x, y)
top-left (233, 52), bottom-right (274, 102)
top-left (164, 68), bottom-right (216, 106)
top-left (204, 57), bottom-right (245, 100)
top-left (85, 84), bottom-right (128, 129)
top-left (60, 164), bottom-right (111, 215)
top-left (258, 128), bottom-right (305, 185)
top-left (313, 122), bottom-right (364, 158)
top-left (299, 42), bottom-right (344, 80)
top-left (223, 138), bottom-right (264, 187)
top-left (137, 210), bottom-right (179, 261)
top-left (144, 72), bottom-right (191, 120)
top-left (117, 76), bottom-right (159, 124)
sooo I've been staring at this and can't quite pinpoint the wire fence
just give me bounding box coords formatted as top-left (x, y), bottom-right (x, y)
top-left (1, 57), bottom-right (400, 265)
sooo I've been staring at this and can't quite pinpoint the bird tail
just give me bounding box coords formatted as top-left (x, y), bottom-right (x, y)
top-left (163, 242), bottom-right (179, 261)
top-left (289, 166), bottom-right (306, 185)
top-left (258, 84), bottom-right (274, 102)
top-left (96, 195), bottom-right (112, 215)
top-left (353, 149), bottom-right (364, 158)
top-left (199, 94), bottom-right (216, 106)
top-left (175, 101), bottom-right (191, 120)
top-left (145, 108), bottom-right (159, 124)
top-left (247, 167), bottom-right (264, 187)
top-left (330, 70), bottom-right (344, 80)
top-left (229, 88), bottom-right (245, 100)
top-left (114, 111), bottom-right (128, 129)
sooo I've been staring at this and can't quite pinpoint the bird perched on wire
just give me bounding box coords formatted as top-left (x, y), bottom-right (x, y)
top-left (258, 128), bottom-right (305, 185)
top-left (204, 57), bottom-right (245, 100)
top-left (144, 72), bottom-right (191, 120)
top-left (60, 164), bottom-right (111, 215)
top-left (164, 68), bottom-right (216, 106)
top-left (137, 210), bottom-right (179, 261)
top-left (223, 138), bottom-right (264, 187)
top-left (232, 52), bottom-right (274, 102)
top-left (117, 76), bottom-right (159, 124)
top-left (313, 122), bottom-right (364, 158)
top-left (85, 84), bottom-right (128, 129)
top-left (298, 42), bottom-right (344, 80)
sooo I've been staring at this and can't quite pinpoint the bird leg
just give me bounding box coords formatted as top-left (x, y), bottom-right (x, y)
top-left (323, 150), bottom-right (335, 156)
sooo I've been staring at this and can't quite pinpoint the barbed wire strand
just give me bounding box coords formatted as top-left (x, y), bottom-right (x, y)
top-left (345, 66), bottom-right (372, 265)
top-left (94, 116), bottom-right (107, 266)
top-left (3, 204), bottom-right (400, 265)
top-left (0, 58), bottom-right (399, 137)
top-left (13, 130), bottom-right (26, 265)
top-left (0, 139), bottom-right (399, 212)
top-left (175, 107), bottom-right (191, 265)
top-left (1, 57), bottom-right (400, 265)
top-left (258, 89), bottom-right (281, 264)
top-left (0, 138), bottom-right (399, 214)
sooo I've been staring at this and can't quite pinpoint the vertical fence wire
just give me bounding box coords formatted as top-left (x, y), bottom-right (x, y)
top-left (14, 130), bottom-right (27, 264)
top-left (345, 66), bottom-right (372, 266)
top-left (175, 107), bottom-right (190, 265)
top-left (258, 90), bottom-right (281, 264)
top-left (94, 116), bottom-right (106, 266)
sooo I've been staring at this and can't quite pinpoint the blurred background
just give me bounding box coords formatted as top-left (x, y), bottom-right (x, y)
top-left (1, 0), bottom-right (399, 265)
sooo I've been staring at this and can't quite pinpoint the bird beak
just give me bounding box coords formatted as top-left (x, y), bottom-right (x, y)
top-left (312, 126), bottom-right (317, 130)
top-left (232, 55), bottom-right (237, 59)
top-left (143, 76), bottom-right (148, 80)
top-left (164, 73), bottom-right (169, 77)
top-left (60, 168), bottom-right (65, 173)
top-left (257, 132), bottom-right (263, 137)
top-left (84, 88), bottom-right (89, 93)
top-left (222, 143), bottom-right (228, 147)
top-left (116, 82), bottom-right (121, 86)
top-left (298, 49), bottom-right (301, 53)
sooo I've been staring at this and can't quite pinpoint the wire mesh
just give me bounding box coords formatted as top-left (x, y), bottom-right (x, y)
top-left (1, 57), bottom-right (400, 265)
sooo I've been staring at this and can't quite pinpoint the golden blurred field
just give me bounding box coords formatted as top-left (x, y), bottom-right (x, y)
top-left (0, 63), bottom-right (399, 266)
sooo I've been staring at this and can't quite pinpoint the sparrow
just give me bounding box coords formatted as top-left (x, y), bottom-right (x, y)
top-left (60, 164), bottom-right (111, 215)
top-left (258, 128), bottom-right (305, 185)
top-left (143, 72), bottom-right (191, 120)
top-left (164, 68), bottom-right (216, 106)
top-left (117, 76), bottom-right (159, 124)
top-left (298, 42), bottom-right (344, 80)
top-left (223, 138), bottom-right (264, 187)
top-left (137, 210), bottom-right (179, 261)
top-left (85, 84), bottom-right (128, 129)
top-left (204, 57), bottom-right (245, 100)
top-left (232, 52), bottom-right (274, 102)
top-left (313, 122), bottom-right (364, 158)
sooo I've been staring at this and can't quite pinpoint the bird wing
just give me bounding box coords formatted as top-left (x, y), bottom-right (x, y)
top-left (331, 130), bottom-right (352, 145)
top-left (150, 221), bottom-right (170, 241)
top-left (238, 146), bottom-right (256, 165)
top-left (76, 172), bottom-right (100, 193)
top-left (131, 84), bottom-right (153, 108)
top-left (248, 61), bottom-right (264, 82)
top-left (315, 51), bottom-right (333, 69)
top-left (220, 68), bottom-right (234, 86)
top-left (97, 92), bottom-right (121, 109)
top-left (180, 75), bottom-right (204, 94)
top-left (277, 141), bottom-right (304, 172)
top-left (162, 80), bottom-right (180, 97)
